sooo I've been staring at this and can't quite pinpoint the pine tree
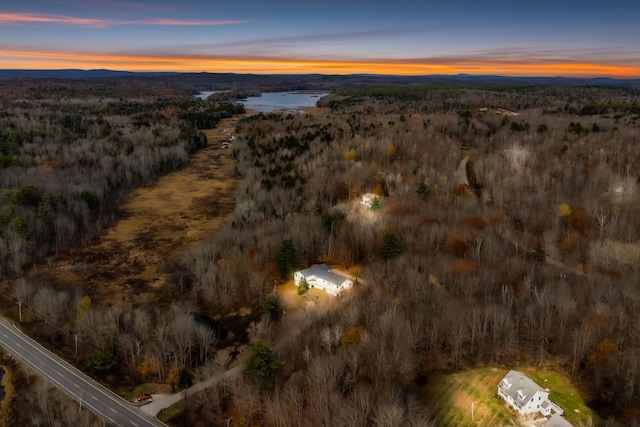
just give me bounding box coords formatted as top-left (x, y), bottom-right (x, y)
top-left (416, 182), bottom-right (430, 200)
top-left (370, 197), bottom-right (380, 211)
top-left (276, 239), bottom-right (298, 278)
top-left (245, 341), bottom-right (281, 389)
top-left (381, 232), bottom-right (402, 259)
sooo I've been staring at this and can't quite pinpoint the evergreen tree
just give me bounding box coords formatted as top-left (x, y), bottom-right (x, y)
top-left (178, 367), bottom-right (192, 389)
top-left (276, 239), bottom-right (297, 278)
top-left (381, 232), bottom-right (402, 259)
top-left (370, 197), bottom-right (380, 211)
top-left (263, 293), bottom-right (283, 320)
top-left (85, 350), bottom-right (118, 377)
top-left (297, 277), bottom-right (309, 295)
top-left (416, 182), bottom-right (430, 200)
top-left (245, 341), bottom-right (281, 389)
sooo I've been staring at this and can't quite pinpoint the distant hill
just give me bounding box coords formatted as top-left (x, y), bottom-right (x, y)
top-left (0, 69), bottom-right (177, 78)
top-left (0, 69), bottom-right (638, 89)
top-left (442, 74), bottom-right (640, 87)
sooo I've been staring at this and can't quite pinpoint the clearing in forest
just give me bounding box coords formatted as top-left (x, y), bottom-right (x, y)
top-left (419, 367), bottom-right (599, 427)
top-left (276, 264), bottom-right (363, 312)
top-left (36, 116), bottom-right (243, 307)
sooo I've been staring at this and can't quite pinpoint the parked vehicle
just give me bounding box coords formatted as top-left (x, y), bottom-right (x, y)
top-left (132, 394), bottom-right (153, 404)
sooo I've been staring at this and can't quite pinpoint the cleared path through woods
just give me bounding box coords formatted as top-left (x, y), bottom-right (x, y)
top-left (35, 117), bottom-right (243, 307)
top-left (139, 365), bottom-right (243, 417)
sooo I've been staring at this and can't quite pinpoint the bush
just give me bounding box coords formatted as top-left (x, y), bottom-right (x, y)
top-left (263, 294), bottom-right (283, 320)
top-left (85, 351), bottom-right (118, 376)
top-left (341, 326), bottom-right (365, 348)
top-left (297, 278), bottom-right (309, 295)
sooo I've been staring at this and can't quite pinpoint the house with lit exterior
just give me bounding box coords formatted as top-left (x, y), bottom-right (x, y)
top-left (361, 193), bottom-right (377, 207)
top-left (498, 370), bottom-right (564, 418)
top-left (294, 264), bottom-right (353, 296)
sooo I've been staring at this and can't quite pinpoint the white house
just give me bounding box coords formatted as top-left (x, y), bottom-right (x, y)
top-left (361, 193), bottom-right (377, 207)
top-left (294, 264), bottom-right (353, 296)
top-left (498, 371), bottom-right (564, 418)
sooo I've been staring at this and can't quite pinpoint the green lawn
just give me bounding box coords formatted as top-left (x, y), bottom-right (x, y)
top-left (418, 367), bottom-right (599, 427)
top-left (419, 367), bottom-right (519, 426)
top-left (158, 402), bottom-right (181, 423)
top-left (522, 369), bottom-right (601, 426)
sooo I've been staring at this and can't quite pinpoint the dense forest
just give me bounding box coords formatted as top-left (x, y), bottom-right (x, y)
top-left (0, 84), bottom-right (243, 273)
top-left (178, 85), bottom-right (640, 426)
top-left (2, 77), bottom-right (640, 426)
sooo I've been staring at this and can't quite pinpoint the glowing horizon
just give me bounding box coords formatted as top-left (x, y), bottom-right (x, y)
top-left (2, 49), bottom-right (639, 79)
top-left (2, 1), bottom-right (639, 79)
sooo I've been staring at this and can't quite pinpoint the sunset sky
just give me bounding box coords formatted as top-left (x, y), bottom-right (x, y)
top-left (1, 0), bottom-right (639, 77)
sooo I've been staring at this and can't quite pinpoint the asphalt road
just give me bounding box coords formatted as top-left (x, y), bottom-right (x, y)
top-left (0, 317), bottom-right (164, 427)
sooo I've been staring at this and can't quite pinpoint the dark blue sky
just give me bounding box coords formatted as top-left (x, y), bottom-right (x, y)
top-left (1, 0), bottom-right (638, 76)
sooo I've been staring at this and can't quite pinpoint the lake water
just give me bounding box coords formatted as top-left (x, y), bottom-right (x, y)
top-left (195, 91), bottom-right (219, 100)
top-left (239, 92), bottom-right (328, 113)
top-left (194, 91), bottom-right (328, 113)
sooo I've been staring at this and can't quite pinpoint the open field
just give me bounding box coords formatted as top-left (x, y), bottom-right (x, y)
top-left (421, 367), bottom-right (519, 426)
top-left (523, 369), bottom-right (601, 426)
top-left (35, 116), bottom-right (243, 307)
top-left (420, 367), bottom-right (598, 426)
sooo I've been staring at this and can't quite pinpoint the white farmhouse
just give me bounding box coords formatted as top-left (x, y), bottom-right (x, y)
top-left (294, 264), bottom-right (353, 296)
top-left (361, 193), bottom-right (377, 207)
top-left (498, 370), bottom-right (564, 418)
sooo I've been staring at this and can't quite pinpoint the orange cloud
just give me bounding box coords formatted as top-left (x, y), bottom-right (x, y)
top-left (0, 12), bottom-right (246, 27)
top-left (1, 49), bottom-right (638, 78)
top-left (0, 13), bottom-right (104, 26)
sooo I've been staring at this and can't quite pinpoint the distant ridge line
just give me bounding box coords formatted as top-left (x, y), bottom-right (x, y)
top-left (0, 69), bottom-right (178, 78)
top-left (0, 69), bottom-right (638, 87)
